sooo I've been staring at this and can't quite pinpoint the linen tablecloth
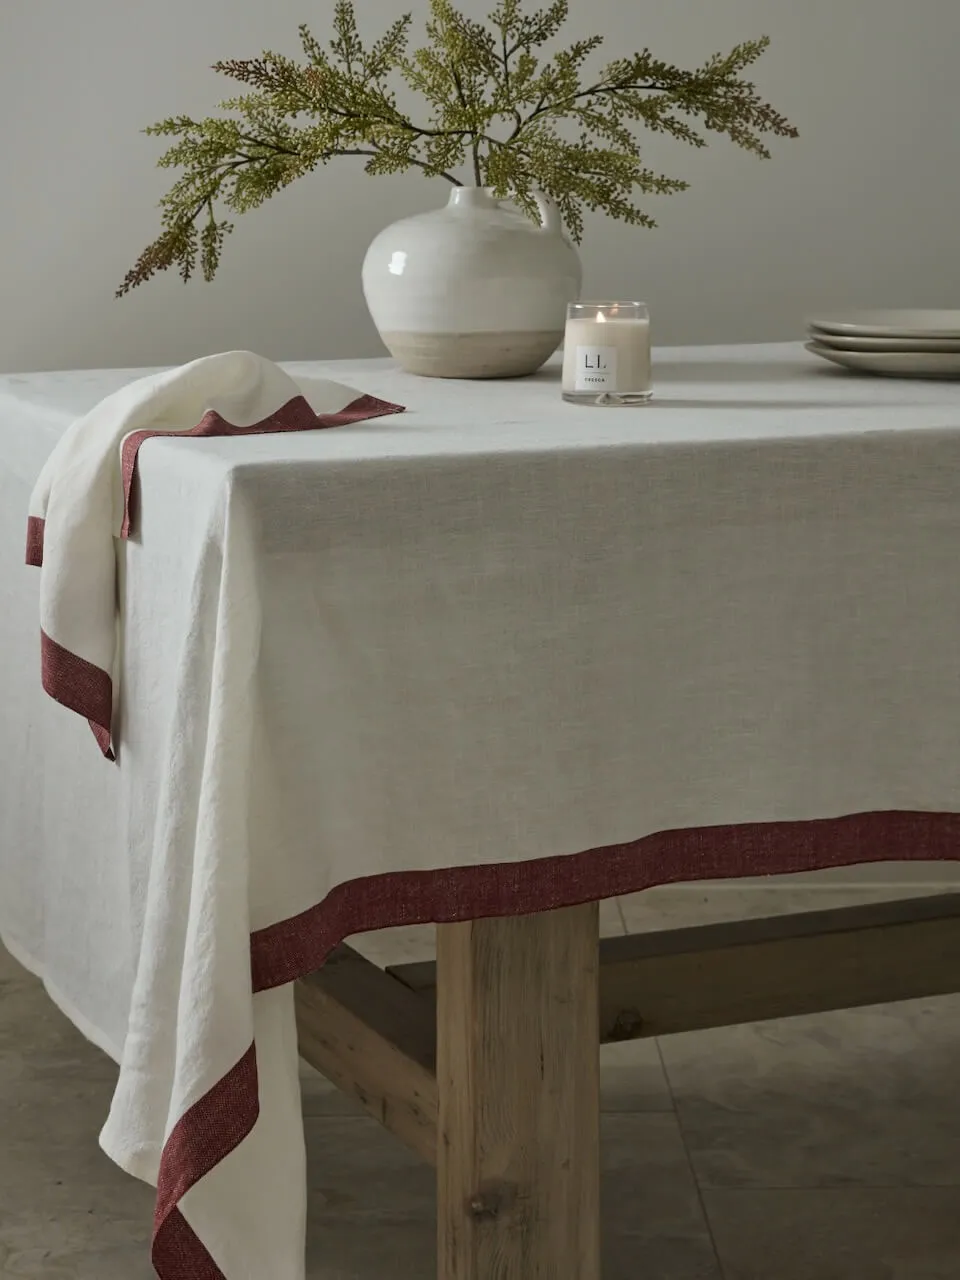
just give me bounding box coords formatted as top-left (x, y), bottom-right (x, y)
top-left (3, 344), bottom-right (960, 1279)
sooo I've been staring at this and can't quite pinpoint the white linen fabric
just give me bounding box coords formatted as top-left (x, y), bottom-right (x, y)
top-left (25, 349), bottom-right (396, 756)
top-left (3, 344), bottom-right (960, 1279)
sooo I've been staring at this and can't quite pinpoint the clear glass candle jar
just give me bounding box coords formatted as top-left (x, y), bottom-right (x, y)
top-left (561, 301), bottom-right (653, 405)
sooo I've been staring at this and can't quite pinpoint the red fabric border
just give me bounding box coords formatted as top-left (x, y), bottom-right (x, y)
top-left (25, 514), bottom-right (44, 567)
top-left (39, 628), bottom-right (115, 760)
top-left (248, 809), bottom-right (960, 991)
top-left (152, 1045), bottom-right (258, 1279)
top-left (26, 391), bottom-right (403, 756)
top-left (153, 1210), bottom-right (228, 1280)
top-left (153, 809), bottom-right (960, 1279)
top-left (119, 392), bottom-right (401, 538)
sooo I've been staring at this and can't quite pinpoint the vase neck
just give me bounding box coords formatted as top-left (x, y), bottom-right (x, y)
top-left (447, 186), bottom-right (499, 210)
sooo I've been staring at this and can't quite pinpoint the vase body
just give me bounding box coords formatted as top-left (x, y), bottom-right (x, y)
top-left (361, 187), bottom-right (582, 379)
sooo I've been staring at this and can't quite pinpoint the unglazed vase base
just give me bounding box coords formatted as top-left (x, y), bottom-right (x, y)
top-left (382, 330), bottom-right (562, 379)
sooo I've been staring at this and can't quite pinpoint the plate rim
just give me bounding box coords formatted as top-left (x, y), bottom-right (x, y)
top-left (805, 340), bottom-right (960, 374)
top-left (805, 330), bottom-right (960, 353)
top-left (809, 309), bottom-right (960, 339)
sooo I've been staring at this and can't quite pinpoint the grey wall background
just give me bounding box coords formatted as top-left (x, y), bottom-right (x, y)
top-left (2, 0), bottom-right (959, 373)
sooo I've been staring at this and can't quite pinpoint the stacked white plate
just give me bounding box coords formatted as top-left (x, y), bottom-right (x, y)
top-left (806, 310), bottom-right (960, 379)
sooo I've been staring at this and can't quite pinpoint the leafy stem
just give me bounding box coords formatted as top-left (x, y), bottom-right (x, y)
top-left (118, 0), bottom-right (796, 295)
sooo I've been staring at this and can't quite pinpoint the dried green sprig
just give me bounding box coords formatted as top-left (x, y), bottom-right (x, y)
top-left (117, 0), bottom-right (797, 296)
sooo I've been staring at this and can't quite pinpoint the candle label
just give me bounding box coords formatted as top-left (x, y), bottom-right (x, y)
top-left (574, 345), bottom-right (618, 391)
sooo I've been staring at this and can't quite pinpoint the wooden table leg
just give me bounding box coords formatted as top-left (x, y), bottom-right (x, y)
top-left (436, 902), bottom-right (601, 1279)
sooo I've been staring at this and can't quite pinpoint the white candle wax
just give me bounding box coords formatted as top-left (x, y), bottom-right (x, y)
top-left (561, 315), bottom-right (652, 396)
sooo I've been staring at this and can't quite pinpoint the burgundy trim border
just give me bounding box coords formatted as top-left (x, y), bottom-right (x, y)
top-left (120, 393), bottom-right (401, 537)
top-left (25, 515), bottom-right (44, 567)
top-left (153, 1210), bottom-right (228, 1280)
top-left (152, 809), bottom-right (960, 1279)
top-left (152, 1046), bottom-right (258, 1279)
top-left (248, 809), bottom-right (960, 991)
top-left (40, 628), bottom-right (115, 760)
top-left (26, 392), bottom-right (404, 756)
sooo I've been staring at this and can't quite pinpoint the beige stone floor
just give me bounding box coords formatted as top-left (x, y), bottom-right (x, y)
top-left (3, 868), bottom-right (960, 1278)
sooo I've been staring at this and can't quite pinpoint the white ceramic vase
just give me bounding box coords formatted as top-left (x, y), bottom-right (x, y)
top-left (361, 186), bottom-right (582, 379)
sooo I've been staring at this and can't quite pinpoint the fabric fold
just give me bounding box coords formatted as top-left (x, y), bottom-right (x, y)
top-left (25, 350), bottom-right (403, 755)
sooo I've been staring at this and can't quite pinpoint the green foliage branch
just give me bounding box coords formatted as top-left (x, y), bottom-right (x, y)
top-left (117, 0), bottom-right (797, 296)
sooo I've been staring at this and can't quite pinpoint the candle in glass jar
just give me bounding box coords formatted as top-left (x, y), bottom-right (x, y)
top-left (561, 302), bottom-right (653, 404)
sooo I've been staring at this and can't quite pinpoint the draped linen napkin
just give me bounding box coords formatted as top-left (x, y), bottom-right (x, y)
top-left (24, 350), bottom-right (403, 756)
